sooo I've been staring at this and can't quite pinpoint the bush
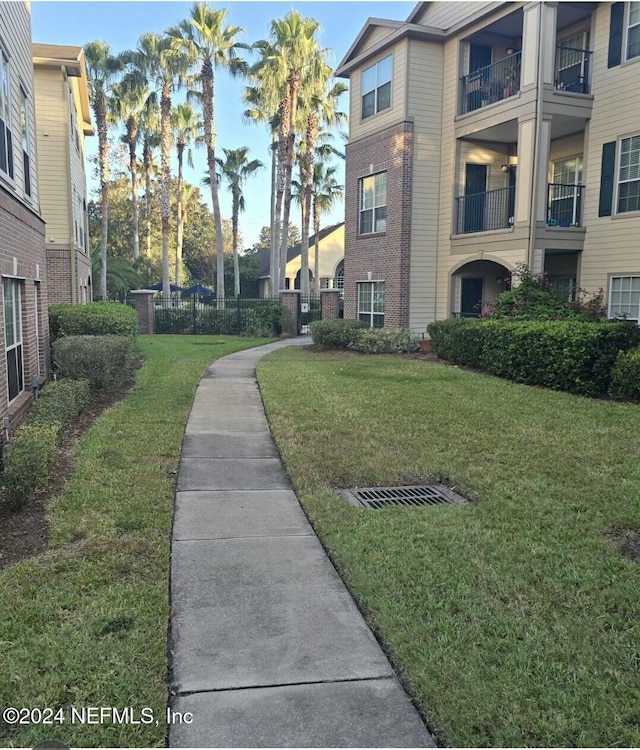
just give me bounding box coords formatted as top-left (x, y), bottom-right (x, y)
top-left (49, 302), bottom-right (137, 342)
top-left (155, 307), bottom-right (193, 334)
top-left (427, 318), bottom-right (640, 397)
top-left (250, 302), bottom-right (287, 337)
top-left (52, 335), bottom-right (134, 393)
top-left (609, 348), bottom-right (640, 401)
top-left (32, 379), bottom-right (91, 429)
top-left (309, 319), bottom-right (367, 349)
top-left (2, 422), bottom-right (59, 509)
top-left (353, 328), bottom-right (420, 354)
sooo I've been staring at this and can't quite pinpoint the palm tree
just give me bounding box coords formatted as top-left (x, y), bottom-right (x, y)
top-left (169, 2), bottom-right (248, 305)
top-left (113, 72), bottom-right (148, 261)
top-left (139, 106), bottom-right (160, 259)
top-left (312, 163), bottom-right (343, 293)
top-left (84, 41), bottom-right (123, 299)
top-left (91, 248), bottom-right (140, 296)
top-left (214, 147), bottom-right (263, 296)
top-left (172, 102), bottom-right (202, 287)
top-left (129, 32), bottom-right (189, 296)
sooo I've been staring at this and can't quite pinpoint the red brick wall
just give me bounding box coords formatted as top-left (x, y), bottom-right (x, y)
top-left (343, 121), bottom-right (414, 329)
top-left (46, 247), bottom-right (73, 304)
top-left (0, 186), bottom-right (48, 428)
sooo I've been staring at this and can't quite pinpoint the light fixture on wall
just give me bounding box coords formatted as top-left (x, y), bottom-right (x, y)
top-left (496, 276), bottom-right (504, 284)
top-left (506, 47), bottom-right (514, 55)
top-left (501, 164), bottom-right (510, 172)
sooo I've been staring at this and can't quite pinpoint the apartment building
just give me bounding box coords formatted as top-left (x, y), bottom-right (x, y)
top-left (32, 43), bottom-right (93, 305)
top-left (336, 1), bottom-right (640, 330)
top-left (0, 1), bottom-right (49, 427)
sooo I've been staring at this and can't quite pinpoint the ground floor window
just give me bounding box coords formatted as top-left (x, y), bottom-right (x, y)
top-left (609, 276), bottom-right (640, 321)
top-left (357, 281), bottom-right (384, 327)
top-left (4, 278), bottom-right (23, 401)
top-left (550, 276), bottom-right (577, 302)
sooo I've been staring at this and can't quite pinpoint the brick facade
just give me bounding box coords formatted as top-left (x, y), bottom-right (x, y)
top-left (343, 121), bottom-right (414, 328)
top-left (46, 247), bottom-right (92, 305)
top-left (0, 185), bottom-right (48, 429)
top-left (320, 289), bottom-right (341, 320)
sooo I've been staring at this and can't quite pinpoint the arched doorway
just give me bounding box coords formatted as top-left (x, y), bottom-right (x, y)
top-left (451, 260), bottom-right (511, 318)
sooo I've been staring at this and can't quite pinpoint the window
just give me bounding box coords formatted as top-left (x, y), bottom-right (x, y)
top-left (20, 87), bottom-right (30, 196)
top-left (550, 276), bottom-right (577, 302)
top-left (359, 172), bottom-right (387, 234)
top-left (627, 1), bottom-right (640, 60)
top-left (357, 281), bottom-right (385, 327)
top-left (549, 156), bottom-right (584, 226)
top-left (609, 276), bottom-right (640, 320)
top-left (0, 50), bottom-right (13, 179)
top-left (361, 55), bottom-right (392, 119)
top-left (4, 278), bottom-right (23, 402)
top-left (617, 134), bottom-right (640, 213)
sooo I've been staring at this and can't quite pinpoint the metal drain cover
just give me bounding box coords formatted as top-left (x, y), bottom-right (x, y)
top-left (339, 484), bottom-right (467, 509)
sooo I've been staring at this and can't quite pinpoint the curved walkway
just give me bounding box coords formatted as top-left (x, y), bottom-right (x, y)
top-left (168, 338), bottom-right (434, 748)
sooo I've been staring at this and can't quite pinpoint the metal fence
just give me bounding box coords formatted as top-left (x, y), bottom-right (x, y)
top-left (299, 294), bottom-right (321, 333)
top-left (153, 295), bottom-right (286, 336)
top-left (455, 186), bottom-right (515, 234)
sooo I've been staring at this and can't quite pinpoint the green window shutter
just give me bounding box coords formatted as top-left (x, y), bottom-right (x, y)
top-left (598, 141), bottom-right (617, 217)
top-left (608, 2), bottom-right (624, 68)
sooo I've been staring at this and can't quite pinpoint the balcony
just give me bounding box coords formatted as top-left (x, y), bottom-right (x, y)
top-left (459, 52), bottom-right (521, 116)
top-left (455, 186), bottom-right (515, 235)
top-left (547, 183), bottom-right (584, 227)
top-left (554, 45), bottom-right (592, 94)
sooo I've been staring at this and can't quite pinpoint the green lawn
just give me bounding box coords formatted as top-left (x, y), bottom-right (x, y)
top-left (0, 335), bottom-right (273, 748)
top-left (257, 347), bottom-right (640, 748)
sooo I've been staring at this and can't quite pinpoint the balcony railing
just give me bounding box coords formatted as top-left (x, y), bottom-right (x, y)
top-left (554, 45), bottom-right (592, 94)
top-left (547, 183), bottom-right (584, 227)
top-left (459, 52), bottom-right (521, 115)
top-left (455, 186), bottom-right (515, 235)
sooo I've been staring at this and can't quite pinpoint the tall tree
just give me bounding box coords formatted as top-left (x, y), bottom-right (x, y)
top-left (172, 102), bottom-right (202, 287)
top-left (83, 41), bottom-right (122, 299)
top-left (129, 32), bottom-right (188, 296)
top-left (311, 163), bottom-right (343, 293)
top-left (214, 147), bottom-right (263, 296)
top-left (139, 107), bottom-right (160, 259)
top-left (169, 2), bottom-right (248, 304)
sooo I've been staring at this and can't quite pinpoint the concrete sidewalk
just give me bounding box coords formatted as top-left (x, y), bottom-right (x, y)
top-left (168, 338), bottom-right (435, 748)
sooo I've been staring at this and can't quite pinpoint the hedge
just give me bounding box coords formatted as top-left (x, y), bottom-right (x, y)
top-left (49, 302), bottom-right (137, 342)
top-left (609, 348), bottom-right (640, 402)
top-left (52, 335), bottom-right (134, 393)
top-left (2, 422), bottom-right (59, 510)
top-left (32, 379), bottom-right (91, 429)
top-left (309, 319), bottom-right (367, 349)
top-left (353, 327), bottom-right (420, 354)
top-left (427, 319), bottom-right (640, 397)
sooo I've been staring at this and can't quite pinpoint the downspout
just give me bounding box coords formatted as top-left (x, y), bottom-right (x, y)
top-left (64, 68), bottom-right (77, 304)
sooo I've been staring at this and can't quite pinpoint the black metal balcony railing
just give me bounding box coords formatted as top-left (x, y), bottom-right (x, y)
top-left (459, 52), bottom-right (521, 115)
top-left (547, 183), bottom-right (584, 227)
top-left (455, 185), bottom-right (515, 235)
top-left (554, 46), bottom-right (592, 94)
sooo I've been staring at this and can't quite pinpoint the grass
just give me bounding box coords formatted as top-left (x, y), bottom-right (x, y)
top-left (0, 334), bottom-right (273, 748)
top-left (257, 347), bottom-right (640, 748)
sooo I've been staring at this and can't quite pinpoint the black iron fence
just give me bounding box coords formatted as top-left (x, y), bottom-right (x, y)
top-left (455, 186), bottom-right (515, 234)
top-left (547, 183), bottom-right (584, 227)
top-left (554, 46), bottom-right (592, 94)
top-left (154, 295), bottom-right (286, 336)
top-left (299, 294), bottom-right (321, 333)
top-left (459, 51), bottom-right (521, 115)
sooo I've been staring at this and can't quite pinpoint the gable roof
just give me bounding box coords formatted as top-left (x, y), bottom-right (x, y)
top-left (254, 222), bottom-right (345, 279)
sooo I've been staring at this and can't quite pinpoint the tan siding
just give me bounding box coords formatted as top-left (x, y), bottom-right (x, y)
top-left (349, 40), bottom-right (407, 142)
top-left (406, 39), bottom-right (443, 331)
top-left (357, 25), bottom-right (397, 54)
top-left (413, 1), bottom-right (495, 30)
top-left (580, 2), bottom-right (640, 297)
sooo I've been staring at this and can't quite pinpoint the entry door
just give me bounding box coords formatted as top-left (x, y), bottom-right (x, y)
top-left (469, 43), bottom-right (492, 73)
top-left (461, 278), bottom-right (483, 318)
top-left (507, 165), bottom-right (516, 224)
top-left (464, 164), bottom-right (487, 233)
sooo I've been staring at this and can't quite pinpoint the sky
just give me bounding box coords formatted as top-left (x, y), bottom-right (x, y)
top-left (30, 0), bottom-right (416, 250)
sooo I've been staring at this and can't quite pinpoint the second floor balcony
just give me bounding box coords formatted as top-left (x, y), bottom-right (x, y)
top-left (547, 183), bottom-right (584, 227)
top-left (554, 45), bottom-right (592, 94)
top-left (455, 186), bottom-right (515, 235)
top-left (459, 52), bottom-right (521, 116)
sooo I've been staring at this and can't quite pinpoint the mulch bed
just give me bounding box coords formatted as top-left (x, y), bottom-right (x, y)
top-left (0, 359), bottom-right (141, 570)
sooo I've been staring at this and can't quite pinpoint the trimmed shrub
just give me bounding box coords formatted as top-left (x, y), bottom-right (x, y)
top-left (155, 307), bottom-right (193, 334)
top-left (2, 422), bottom-right (59, 509)
top-left (250, 301), bottom-right (287, 337)
top-left (309, 319), bottom-right (367, 349)
top-left (353, 328), bottom-right (420, 354)
top-left (427, 319), bottom-right (640, 397)
top-left (52, 335), bottom-right (134, 392)
top-left (609, 348), bottom-right (640, 401)
top-left (49, 302), bottom-right (137, 342)
top-left (32, 379), bottom-right (91, 429)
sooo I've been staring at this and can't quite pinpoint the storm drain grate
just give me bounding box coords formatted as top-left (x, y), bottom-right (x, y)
top-left (339, 484), bottom-right (467, 509)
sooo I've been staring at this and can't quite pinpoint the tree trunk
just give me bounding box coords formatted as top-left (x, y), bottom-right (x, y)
top-left (202, 59), bottom-right (225, 308)
top-left (272, 99), bottom-right (289, 294)
top-left (95, 104), bottom-right (109, 300)
top-left (127, 116), bottom-right (139, 261)
top-left (313, 199), bottom-right (321, 295)
top-left (269, 131), bottom-right (277, 297)
top-left (232, 190), bottom-right (240, 297)
top-left (176, 143), bottom-right (184, 287)
top-left (160, 85), bottom-right (172, 299)
top-left (300, 114), bottom-right (316, 297)
top-left (279, 75), bottom-right (299, 292)
top-left (144, 139), bottom-right (152, 258)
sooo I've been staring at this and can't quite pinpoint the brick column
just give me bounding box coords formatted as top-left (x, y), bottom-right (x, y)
top-left (279, 290), bottom-right (300, 336)
top-left (131, 290), bottom-right (156, 334)
top-left (320, 289), bottom-right (341, 320)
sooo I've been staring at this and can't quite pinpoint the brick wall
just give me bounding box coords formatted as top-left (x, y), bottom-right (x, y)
top-left (0, 185), bottom-right (48, 429)
top-left (343, 121), bottom-right (414, 329)
top-left (46, 247), bottom-right (73, 304)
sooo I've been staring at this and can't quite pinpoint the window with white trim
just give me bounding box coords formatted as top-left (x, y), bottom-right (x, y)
top-left (361, 55), bottom-right (392, 119)
top-left (0, 50), bottom-right (13, 179)
top-left (357, 281), bottom-right (385, 327)
top-left (627, 1), bottom-right (640, 60)
top-left (617, 134), bottom-right (640, 213)
top-left (4, 278), bottom-right (23, 402)
top-left (20, 87), bottom-right (30, 196)
top-left (609, 275), bottom-right (640, 321)
top-left (359, 172), bottom-right (387, 234)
